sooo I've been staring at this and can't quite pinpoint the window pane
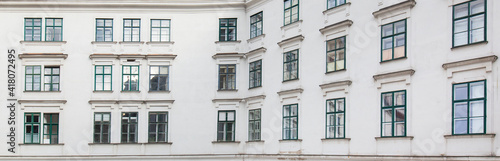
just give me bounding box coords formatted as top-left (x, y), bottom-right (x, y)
top-left (382, 24), bottom-right (393, 37)
top-left (382, 93), bottom-right (393, 107)
top-left (382, 123), bottom-right (392, 136)
top-left (454, 84), bottom-right (468, 100)
top-left (470, 0), bottom-right (484, 14)
top-left (394, 21), bottom-right (405, 34)
top-left (454, 102), bottom-right (468, 118)
top-left (227, 112), bottom-right (235, 121)
top-left (470, 118), bottom-right (484, 133)
top-left (394, 92), bottom-right (405, 106)
top-left (395, 123), bottom-right (405, 136)
top-left (470, 101), bottom-right (484, 117)
top-left (395, 108), bottom-right (405, 122)
top-left (470, 81), bottom-right (484, 99)
top-left (336, 99), bottom-right (344, 112)
top-left (383, 109), bottom-right (392, 122)
top-left (454, 119), bottom-right (467, 134)
top-left (454, 3), bottom-right (468, 18)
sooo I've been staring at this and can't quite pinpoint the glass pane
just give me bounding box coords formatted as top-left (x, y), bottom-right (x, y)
top-left (152, 20), bottom-right (160, 27)
top-left (54, 19), bottom-right (62, 26)
top-left (454, 119), bottom-right (467, 134)
top-left (95, 114), bottom-right (102, 121)
top-left (454, 84), bottom-right (468, 100)
top-left (470, 0), bottom-right (484, 14)
top-left (394, 21), bottom-right (405, 34)
top-left (336, 37), bottom-right (345, 48)
top-left (470, 118), bottom-right (484, 133)
top-left (395, 123), bottom-right (405, 136)
top-left (227, 112), bottom-right (235, 121)
top-left (454, 102), bottom-right (468, 118)
top-left (470, 81), bottom-right (484, 98)
top-left (470, 101), bottom-right (484, 117)
top-left (160, 66), bottom-right (169, 74)
top-left (470, 15), bottom-right (484, 30)
top-left (336, 99), bottom-right (344, 112)
top-left (291, 105), bottom-right (298, 116)
top-left (132, 20), bottom-right (140, 27)
top-left (394, 92), bottom-right (405, 106)
top-left (327, 100), bottom-right (335, 113)
top-left (383, 109), bottom-right (392, 122)
top-left (382, 24), bottom-right (393, 37)
top-left (383, 123), bottom-right (392, 136)
top-left (454, 3), bottom-right (468, 18)
top-left (327, 40), bottom-right (336, 51)
top-left (336, 113), bottom-right (344, 125)
top-left (218, 112), bottom-right (226, 121)
top-left (103, 114), bottom-right (110, 121)
top-left (336, 126), bottom-right (344, 138)
top-left (382, 93), bottom-right (393, 107)
top-left (470, 28), bottom-right (484, 43)
top-left (395, 108), bottom-right (405, 122)
top-left (454, 32), bottom-right (467, 46)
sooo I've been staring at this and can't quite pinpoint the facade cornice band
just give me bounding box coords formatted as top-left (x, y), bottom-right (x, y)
top-left (277, 88), bottom-right (304, 96)
top-left (212, 53), bottom-right (245, 59)
top-left (319, 20), bottom-right (353, 34)
top-left (319, 80), bottom-right (352, 89)
top-left (244, 95), bottom-right (266, 101)
top-left (18, 100), bottom-right (67, 104)
top-left (0, 1), bottom-right (246, 10)
top-left (372, 0), bottom-right (416, 17)
top-left (277, 35), bottom-right (304, 47)
top-left (373, 69), bottom-right (415, 80)
top-left (89, 54), bottom-right (118, 59)
top-left (212, 98), bottom-right (244, 103)
top-left (19, 53), bottom-right (68, 59)
top-left (245, 47), bottom-right (267, 57)
top-left (442, 55), bottom-right (498, 69)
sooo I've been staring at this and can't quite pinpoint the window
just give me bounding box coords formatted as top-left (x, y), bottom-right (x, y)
top-left (283, 50), bottom-right (298, 81)
top-left (250, 12), bottom-right (263, 39)
top-left (122, 65), bottom-right (139, 91)
top-left (151, 19), bottom-right (171, 42)
top-left (219, 18), bottom-right (237, 41)
top-left (326, 36), bottom-right (346, 72)
top-left (94, 113), bottom-right (111, 143)
top-left (381, 90), bottom-right (406, 137)
top-left (149, 66), bottom-right (169, 91)
top-left (25, 66), bottom-right (41, 91)
top-left (24, 113), bottom-right (40, 144)
top-left (284, 0), bottom-right (299, 25)
top-left (44, 67), bottom-right (60, 91)
top-left (45, 18), bottom-right (63, 41)
top-left (24, 18), bottom-right (42, 41)
top-left (453, 80), bottom-right (486, 135)
top-left (123, 19), bottom-right (140, 42)
top-left (249, 60), bottom-right (262, 88)
top-left (381, 19), bottom-right (406, 62)
top-left (248, 109), bottom-right (261, 141)
top-left (149, 112), bottom-right (168, 143)
top-left (96, 19), bottom-right (113, 42)
top-left (121, 112), bottom-right (138, 143)
top-left (219, 64), bottom-right (236, 90)
top-left (217, 110), bottom-right (235, 142)
top-left (95, 65), bottom-right (112, 91)
top-left (453, 0), bottom-right (486, 47)
top-left (283, 104), bottom-right (298, 140)
top-left (327, 0), bottom-right (346, 9)
top-left (24, 113), bottom-right (59, 144)
top-left (326, 98), bottom-right (345, 139)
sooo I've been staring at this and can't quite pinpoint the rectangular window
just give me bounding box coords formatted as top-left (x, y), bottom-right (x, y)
top-left (453, 0), bottom-right (486, 47)
top-left (283, 50), bottom-right (299, 81)
top-left (453, 80), bottom-right (486, 135)
top-left (123, 19), bottom-right (140, 42)
top-left (94, 112), bottom-right (111, 143)
top-left (219, 18), bottom-right (237, 41)
top-left (24, 18), bottom-right (42, 41)
top-left (95, 65), bottom-right (112, 91)
top-left (219, 64), bottom-right (236, 90)
top-left (24, 113), bottom-right (40, 144)
top-left (45, 18), bottom-right (63, 41)
top-left (148, 112), bottom-right (168, 143)
top-left (327, 0), bottom-right (346, 10)
top-left (250, 12), bottom-right (263, 39)
top-left (284, 0), bottom-right (299, 25)
top-left (326, 98), bottom-right (345, 139)
top-left (381, 90), bottom-right (406, 137)
top-left (381, 19), bottom-right (406, 62)
top-left (42, 113), bottom-right (59, 144)
top-left (283, 104), bottom-right (298, 140)
top-left (248, 109), bottom-right (261, 141)
top-left (249, 60), bottom-right (262, 88)
top-left (151, 19), bottom-right (171, 42)
top-left (122, 65), bottom-right (139, 91)
top-left (25, 66), bottom-right (41, 91)
top-left (96, 19), bottom-right (113, 42)
top-left (121, 112), bottom-right (138, 143)
top-left (217, 110), bottom-right (235, 142)
top-left (149, 66), bottom-right (169, 91)
top-left (44, 67), bottom-right (60, 91)
top-left (326, 36), bottom-right (346, 72)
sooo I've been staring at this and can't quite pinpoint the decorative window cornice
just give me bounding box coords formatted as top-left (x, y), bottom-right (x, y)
top-left (319, 20), bottom-right (353, 34)
top-left (212, 53), bottom-right (245, 59)
top-left (373, 69), bottom-right (415, 81)
top-left (19, 53), bottom-right (68, 59)
top-left (442, 55), bottom-right (497, 69)
top-left (277, 35), bottom-right (304, 47)
top-left (372, 0), bottom-right (416, 17)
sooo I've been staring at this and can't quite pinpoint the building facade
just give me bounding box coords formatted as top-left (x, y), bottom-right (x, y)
top-left (0, 0), bottom-right (498, 160)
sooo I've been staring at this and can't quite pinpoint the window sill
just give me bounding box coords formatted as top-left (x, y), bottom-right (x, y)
top-left (20, 41), bottom-right (67, 44)
top-left (321, 138), bottom-right (351, 141)
top-left (375, 136), bottom-right (413, 140)
top-left (281, 20), bottom-right (303, 29)
top-left (247, 34), bottom-right (265, 43)
top-left (93, 90), bottom-right (113, 93)
top-left (24, 91), bottom-right (61, 93)
top-left (246, 140), bottom-right (264, 143)
top-left (380, 57), bottom-right (407, 64)
top-left (91, 41), bottom-right (117, 44)
top-left (118, 41), bottom-right (145, 44)
top-left (146, 41), bottom-right (175, 45)
top-left (283, 78), bottom-right (299, 83)
top-left (451, 41), bottom-right (488, 50)
top-left (212, 141), bottom-right (241, 144)
top-left (323, 2), bottom-right (351, 15)
top-left (444, 134), bottom-right (495, 139)
top-left (279, 139), bottom-right (302, 142)
top-left (217, 89), bottom-right (238, 92)
top-left (19, 143), bottom-right (64, 146)
top-left (215, 40), bottom-right (242, 44)
top-left (148, 90), bottom-right (170, 93)
top-left (249, 86), bottom-right (262, 90)
top-left (121, 91), bottom-right (141, 93)
top-left (326, 69), bottom-right (346, 75)
top-left (101, 142), bottom-right (173, 145)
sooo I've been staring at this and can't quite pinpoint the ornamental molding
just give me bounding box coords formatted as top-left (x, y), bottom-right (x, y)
top-left (245, 47), bottom-right (267, 57)
top-left (319, 20), bottom-right (353, 35)
top-left (212, 53), bottom-right (245, 59)
top-left (442, 55), bottom-right (497, 78)
top-left (442, 55), bottom-right (497, 69)
top-left (244, 95), bottom-right (266, 108)
top-left (277, 88), bottom-right (303, 103)
top-left (373, 69), bottom-right (415, 89)
top-left (212, 98), bottom-right (244, 108)
top-left (277, 35), bottom-right (304, 47)
top-left (372, 0), bottom-right (416, 17)
top-left (319, 80), bottom-right (352, 96)
top-left (19, 53), bottom-right (68, 59)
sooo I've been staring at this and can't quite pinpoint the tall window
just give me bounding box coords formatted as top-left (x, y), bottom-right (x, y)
top-left (45, 18), bottom-right (63, 41)
top-left (326, 36), bottom-right (346, 72)
top-left (219, 18), bottom-right (237, 41)
top-left (283, 50), bottom-right (298, 81)
top-left (96, 19), bottom-right (113, 42)
top-left (150, 19), bottom-right (171, 42)
top-left (24, 113), bottom-right (41, 144)
top-left (283, 104), bottom-right (298, 140)
top-left (381, 19), bottom-right (406, 62)
top-left (25, 66), bottom-right (41, 91)
top-left (217, 110), bottom-right (235, 142)
top-left (250, 12), bottom-right (263, 39)
top-left (249, 60), bottom-right (262, 88)
top-left (326, 98), bottom-right (345, 139)
top-left (453, 80), bottom-right (486, 135)
top-left (24, 18), bottom-right (42, 41)
top-left (327, 0), bottom-right (346, 10)
top-left (381, 90), bottom-right (406, 137)
top-left (284, 0), bottom-right (299, 25)
top-left (249, 109), bottom-right (261, 141)
top-left (121, 112), bottom-right (138, 143)
top-left (123, 19), bottom-right (140, 42)
top-left (94, 112), bottom-right (111, 143)
top-left (44, 67), bottom-right (60, 91)
top-left (149, 112), bottom-right (168, 143)
top-left (219, 64), bottom-right (236, 90)
top-left (453, 0), bottom-right (486, 47)
top-left (149, 66), bottom-right (169, 91)
top-left (122, 65), bottom-right (139, 91)
top-left (95, 65), bottom-right (112, 91)
top-left (43, 113), bottom-right (59, 144)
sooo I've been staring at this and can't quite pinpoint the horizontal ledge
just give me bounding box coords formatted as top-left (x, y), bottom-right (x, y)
top-left (118, 41), bottom-right (145, 44)
top-left (0, 2), bottom-right (246, 9)
top-left (372, 0), bottom-right (416, 17)
top-left (373, 69), bottom-right (415, 80)
top-left (24, 91), bottom-right (61, 93)
top-left (120, 91), bottom-right (141, 93)
top-left (212, 98), bottom-right (244, 103)
top-left (322, 2), bottom-right (351, 14)
top-left (93, 90), bottom-right (113, 93)
top-left (212, 53), bottom-right (245, 59)
top-left (280, 20), bottom-right (303, 30)
top-left (212, 141), bottom-right (241, 144)
top-left (19, 143), bottom-right (64, 146)
top-left (277, 88), bottom-right (303, 96)
top-left (214, 40), bottom-right (242, 44)
top-left (245, 140), bottom-right (265, 143)
top-left (148, 90), bottom-right (171, 93)
top-left (319, 19), bottom-right (353, 34)
top-left (91, 41), bottom-right (117, 44)
top-left (146, 54), bottom-right (177, 59)
top-left (451, 41), bottom-right (488, 50)
top-left (279, 139), bottom-right (302, 142)
top-left (246, 34), bottom-right (265, 43)
top-left (118, 54), bottom-right (146, 59)
top-left (19, 53), bottom-right (68, 59)
top-left (444, 134), bottom-right (495, 139)
top-left (88, 100), bottom-right (175, 104)
top-left (319, 80), bottom-right (352, 89)
top-left (244, 95), bottom-right (266, 101)
top-left (245, 47), bottom-right (267, 57)
top-left (442, 55), bottom-right (497, 69)
top-left (321, 138), bottom-right (351, 141)
top-left (375, 136), bottom-right (414, 140)
top-left (89, 142), bottom-right (172, 145)
top-left (20, 41), bottom-right (67, 44)
top-left (277, 35), bottom-right (304, 47)
top-left (89, 54), bottom-right (118, 59)
top-left (18, 100), bottom-right (67, 104)
top-left (146, 41), bottom-right (175, 45)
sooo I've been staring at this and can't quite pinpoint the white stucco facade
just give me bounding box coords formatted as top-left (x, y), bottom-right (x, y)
top-left (0, 0), bottom-right (498, 160)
